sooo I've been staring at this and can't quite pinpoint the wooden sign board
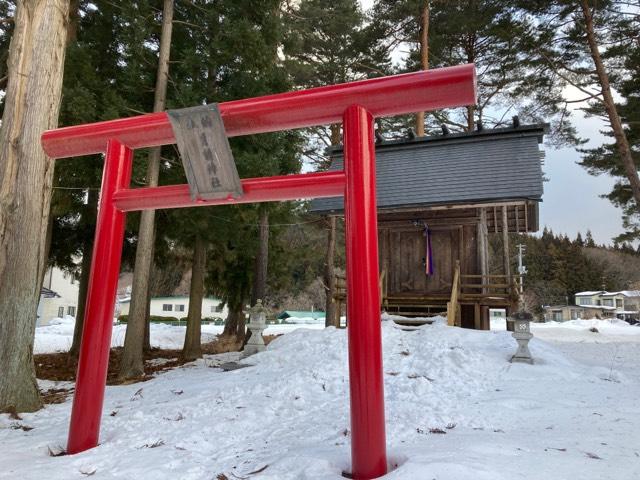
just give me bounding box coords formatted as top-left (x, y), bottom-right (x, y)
top-left (167, 104), bottom-right (243, 200)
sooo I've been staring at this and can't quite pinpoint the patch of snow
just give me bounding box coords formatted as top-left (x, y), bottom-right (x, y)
top-left (47, 316), bottom-right (75, 326)
top-left (33, 322), bottom-right (323, 354)
top-left (281, 316), bottom-right (325, 324)
top-left (5, 319), bottom-right (639, 479)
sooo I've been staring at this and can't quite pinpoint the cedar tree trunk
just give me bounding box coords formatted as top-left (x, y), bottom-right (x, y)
top-left (143, 282), bottom-right (152, 353)
top-left (119, 0), bottom-right (174, 380)
top-left (324, 216), bottom-right (338, 327)
top-left (182, 235), bottom-right (205, 361)
top-left (323, 122), bottom-right (342, 327)
top-left (236, 305), bottom-right (247, 343)
top-left (251, 208), bottom-right (269, 306)
top-left (330, 124), bottom-right (341, 146)
top-left (222, 303), bottom-right (245, 345)
top-left (69, 188), bottom-right (98, 357)
top-left (0, 0), bottom-right (69, 412)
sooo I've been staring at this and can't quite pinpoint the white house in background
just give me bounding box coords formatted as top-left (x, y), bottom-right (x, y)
top-left (573, 290), bottom-right (640, 321)
top-left (543, 304), bottom-right (616, 322)
top-left (118, 295), bottom-right (228, 320)
top-left (572, 291), bottom-right (606, 307)
top-left (37, 266), bottom-right (80, 326)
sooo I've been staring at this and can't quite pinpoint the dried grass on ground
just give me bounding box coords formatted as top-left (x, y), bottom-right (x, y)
top-left (35, 334), bottom-right (279, 404)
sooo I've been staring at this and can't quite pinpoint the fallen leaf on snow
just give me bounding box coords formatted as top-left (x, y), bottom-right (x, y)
top-left (429, 428), bottom-right (447, 434)
top-left (130, 388), bottom-right (144, 401)
top-left (138, 439), bottom-right (165, 449)
top-left (10, 423), bottom-right (33, 431)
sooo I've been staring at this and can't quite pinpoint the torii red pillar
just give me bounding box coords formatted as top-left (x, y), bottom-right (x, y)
top-left (66, 140), bottom-right (132, 453)
top-left (343, 105), bottom-right (386, 477)
top-left (41, 64), bottom-right (476, 479)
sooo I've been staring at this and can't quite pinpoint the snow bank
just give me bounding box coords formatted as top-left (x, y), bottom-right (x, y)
top-left (252, 320), bottom-right (574, 434)
top-left (5, 319), bottom-right (639, 479)
top-left (535, 317), bottom-right (640, 336)
top-left (281, 316), bottom-right (325, 324)
top-left (533, 318), bottom-right (640, 344)
top-left (33, 321), bottom-right (324, 354)
top-left (492, 317), bottom-right (640, 338)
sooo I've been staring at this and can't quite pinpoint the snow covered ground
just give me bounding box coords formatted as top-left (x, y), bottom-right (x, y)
top-left (2, 317), bottom-right (640, 479)
top-left (33, 317), bottom-right (324, 354)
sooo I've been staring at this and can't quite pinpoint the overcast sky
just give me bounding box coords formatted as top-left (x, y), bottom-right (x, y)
top-left (355, 0), bottom-right (624, 246)
top-left (541, 113), bottom-right (622, 245)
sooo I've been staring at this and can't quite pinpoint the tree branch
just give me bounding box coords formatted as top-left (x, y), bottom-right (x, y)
top-left (540, 52), bottom-right (604, 102)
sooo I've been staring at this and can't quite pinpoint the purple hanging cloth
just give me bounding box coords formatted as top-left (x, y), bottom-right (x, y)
top-left (424, 224), bottom-right (434, 276)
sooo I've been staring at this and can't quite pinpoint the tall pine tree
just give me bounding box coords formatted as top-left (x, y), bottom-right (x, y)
top-left (370, 0), bottom-right (578, 142)
top-left (522, 1), bottom-right (640, 238)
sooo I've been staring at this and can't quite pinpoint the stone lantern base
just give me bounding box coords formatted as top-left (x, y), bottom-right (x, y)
top-left (508, 310), bottom-right (534, 364)
top-left (243, 328), bottom-right (266, 357)
top-left (243, 299), bottom-right (268, 357)
top-left (510, 332), bottom-right (534, 364)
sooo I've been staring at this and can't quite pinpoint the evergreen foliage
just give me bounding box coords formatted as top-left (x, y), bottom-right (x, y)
top-left (44, 1), bottom-right (306, 324)
top-left (494, 229), bottom-right (640, 314)
top-left (30, 0), bottom-right (640, 327)
top-left (282, 0), bottom-right (389, 167)
top-left (519, 0), bottom-right (640, 240)
top-left (161, 0), bottom-right (304, 318)
top-left (369, 0), bottom-right (577, 143)
top-left (577, 6), bottom-right (640, 242)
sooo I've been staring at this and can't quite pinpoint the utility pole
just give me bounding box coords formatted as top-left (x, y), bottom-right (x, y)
top-left (516, 244), bottom-right (527, 296)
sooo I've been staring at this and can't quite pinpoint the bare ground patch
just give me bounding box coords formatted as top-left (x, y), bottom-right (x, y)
top-left (35, 334), bottom-right (279, 403)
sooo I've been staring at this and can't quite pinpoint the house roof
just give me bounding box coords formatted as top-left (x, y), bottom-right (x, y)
top-left (310, 124), bottom-right (546, 214)
top-left (601, 290), bottom-right (640, 297)
top-left (576, 305), bottom-right (617, 311)
top-left (40, 287), bottom-right (60, 298)
top-left (575, 290), bottom-right (640, 297)
top-left (545, 304), bottom-right (608, 310)
top-left (277, 311), bottom-right (325, 320)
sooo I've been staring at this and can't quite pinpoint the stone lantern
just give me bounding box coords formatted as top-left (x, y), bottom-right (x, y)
top-left (507, 310), bottom-right (534, 364)
top-left (244, 299), bottom-right (268, 356)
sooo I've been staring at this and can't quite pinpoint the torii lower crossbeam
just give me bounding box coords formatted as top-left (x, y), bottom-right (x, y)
top-left (41, 64), bottom-right (476, 480)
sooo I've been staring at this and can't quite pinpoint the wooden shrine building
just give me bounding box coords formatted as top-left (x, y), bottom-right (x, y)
top-left (310, 123), bottom-right (547, 330)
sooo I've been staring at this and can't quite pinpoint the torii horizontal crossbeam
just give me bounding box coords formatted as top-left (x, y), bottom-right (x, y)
top-left (40, 63), bottom-right (477, 480)
top-left (41, 64), bottom-right (476, 159)
top-left (112, 171), bottom-right (346, 212)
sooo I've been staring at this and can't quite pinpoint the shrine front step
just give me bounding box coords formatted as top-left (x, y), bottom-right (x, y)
top-left (384, 302), bottom-right (448, 324)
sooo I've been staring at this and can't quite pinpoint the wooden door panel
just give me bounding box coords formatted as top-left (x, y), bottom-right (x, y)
top-left (427, 229), bottom-right (454, 292)
top-left (388, 227), bottom-right (461, 295)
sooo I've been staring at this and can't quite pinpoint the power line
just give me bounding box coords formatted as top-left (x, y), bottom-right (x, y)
top-left (51, 188), bottom-right (326, 228)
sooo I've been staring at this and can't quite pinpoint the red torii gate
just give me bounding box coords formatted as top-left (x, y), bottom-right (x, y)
top-left (41, 64), bottom-right (476, 480)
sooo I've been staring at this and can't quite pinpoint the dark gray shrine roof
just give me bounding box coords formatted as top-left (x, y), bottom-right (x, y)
top-left (309, 124), bottom-right (547, 214)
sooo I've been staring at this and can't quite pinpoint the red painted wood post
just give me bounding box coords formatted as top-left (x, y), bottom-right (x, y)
top-left (343, 104), bottom-right (387, 479)
top-left (67, 139), bottom-right (133, 454)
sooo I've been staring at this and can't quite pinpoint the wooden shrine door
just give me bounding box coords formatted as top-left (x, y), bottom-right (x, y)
top-left (385, 226), bottom-right (462, 295)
